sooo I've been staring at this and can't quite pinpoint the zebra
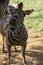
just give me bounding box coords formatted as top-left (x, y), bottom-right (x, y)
top-left (2, 2), bottom-right (34, 53)
top-left (0, 0), bottom-right (9, 53)
top-left (0, 0), bottom-right (18, 53)
top-left (5, 2), bottom-right (34, 65)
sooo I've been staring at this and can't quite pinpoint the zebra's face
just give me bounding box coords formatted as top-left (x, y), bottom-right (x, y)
top-left (0, 0), bottom-right (9, 19)
top-left (8, 9), bottom-right (34, 32)
top-left (9, 16), bottom-right (22, 32)
top-left (8, 2), bottom-right (34, 32)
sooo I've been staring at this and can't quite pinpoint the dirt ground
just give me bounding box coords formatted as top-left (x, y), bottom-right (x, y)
top-left (0, 29), bottom-right (43, 65)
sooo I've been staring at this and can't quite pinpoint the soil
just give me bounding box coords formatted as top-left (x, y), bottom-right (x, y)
top-left (0, 29), bottom-right (43, 65)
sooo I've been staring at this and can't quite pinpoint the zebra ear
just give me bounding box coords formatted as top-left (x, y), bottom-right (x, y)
top-left (18, 2), bottom-right (23, 9)
top-left (24, 9), bottom-right (34, 15)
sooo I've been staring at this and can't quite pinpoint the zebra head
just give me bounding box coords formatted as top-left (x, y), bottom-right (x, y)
top-left (10, 2), bottom-right (34, 20)
top-left (10, 2), bottom-right (34, 21)
top-left (0, 0), bottom-right (9, 19)
top-left (8, 2), bottom-right (34, 33)
top-left (8, 15), bottom-right (22, 33)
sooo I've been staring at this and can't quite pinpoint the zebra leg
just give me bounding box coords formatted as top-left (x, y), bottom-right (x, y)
top-left (7, 45), bottom-right (11, 65)
top-left (21, 43), bottom-right (27, 65)
top-left (2, 36), bottom-right (4, 53)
